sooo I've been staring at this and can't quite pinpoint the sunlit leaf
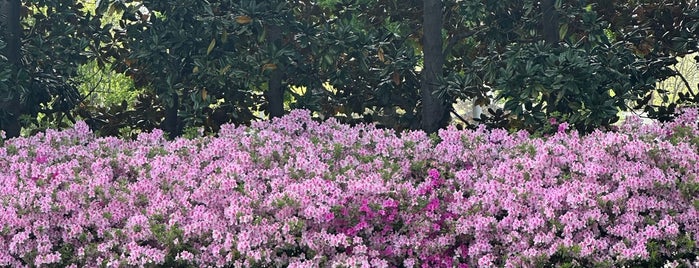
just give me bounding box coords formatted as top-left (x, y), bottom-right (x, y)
top-left (262, 63), bottom-right (277, 72)
top-left (235, 15), bottom-right (252, 24)
top-left (559, 23), bottom-right (568, 40)
top-left (207, 38), bottom-right (216, 56)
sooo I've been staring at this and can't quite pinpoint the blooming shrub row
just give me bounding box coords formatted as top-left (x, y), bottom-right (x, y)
top-left (1, 109), bottom-right (699, 267)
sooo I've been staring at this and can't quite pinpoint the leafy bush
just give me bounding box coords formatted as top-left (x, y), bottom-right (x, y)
top-left (0, 109), bottom-right (698, 267)
top-left (485, 41), bottom-right (654, 134)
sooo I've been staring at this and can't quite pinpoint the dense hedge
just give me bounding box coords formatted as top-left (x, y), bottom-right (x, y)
top-left (1, 110), bottom-right (698, 267)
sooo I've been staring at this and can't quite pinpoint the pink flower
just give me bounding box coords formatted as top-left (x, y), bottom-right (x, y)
top-left (175, 251), bottom-right (194, 261)
top-left (381, 246), bottom-right (394, 256)
top-left (464, 161), bottom-right (474, 170)
top-left (382, 199), bottom-right (398, 208)
top-left (418, 186), bottom-right (432, 195)
top-left (557, 122), bottom-right (569, 133)
top-left (324, 212), bottom-right (335, 222)
top-left (35, 155), bottom-right (47, 164)
top-left (0, 108), bottom-right (697, 267)
top-left (428, 168), bottom-right (440, 179)
top-left (426, 197), bottom-right (440, 212)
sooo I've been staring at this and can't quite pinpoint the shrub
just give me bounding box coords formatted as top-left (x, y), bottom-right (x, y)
top-left (0, 109), bottom-right (698, 267)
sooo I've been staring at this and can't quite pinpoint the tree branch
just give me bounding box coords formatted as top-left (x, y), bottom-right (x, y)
top-left (77, 70), bottom-right (104, 103)
top-left (674, 67), bottom-right (697, 98)
top-left (443, 28), bottom-right (483, 57)
top-left (451, 108), bottom-right (470, 124)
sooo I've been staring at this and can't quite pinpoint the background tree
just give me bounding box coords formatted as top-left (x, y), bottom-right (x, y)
top-left (421, 0), bottom-right (448, 132)
top-left (3, 0), bottom-right (698, 139)
top-left (592, 0), bottom-right (699, 121)
top-left (442, 0), bottom-right (699, 133)
top-left (286, 0), bottom-right (425, 130)
top-left (95, 0), bottom-right (445, 134)
top-left (0, 0), bottom-right (106, 137)
top-left (0, 0), bottom-right (22, 137)
top-left (92, 0), bottom-right (303, 137)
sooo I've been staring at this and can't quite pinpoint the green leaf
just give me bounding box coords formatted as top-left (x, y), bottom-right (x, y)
top-left (567, 101), bottom-right (581, 110)
top-left (555, 89), bottom-right (566, 105)
top-left (95, 0), bottom-right (110, 15)
top-left (559, 23), bottom-right (568, 40)
top-left (207, 38), bottom-right (216, 56)
top-left (555, 0), bottom-right (563, 9)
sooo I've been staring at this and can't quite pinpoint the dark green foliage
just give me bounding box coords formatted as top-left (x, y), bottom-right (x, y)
top-left (2, 0), bottom-right (699, 138)
top-left (492, 42), bottom-right (649, 133)
top-left (440, 0), bottom-right (699, 134)
top-left (0, 0), bottom-right (106, 136)
top-left (0, 0), bottom-right (22, 137)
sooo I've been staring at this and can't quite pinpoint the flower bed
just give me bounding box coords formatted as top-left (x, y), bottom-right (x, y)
top-left (1, 110), bottom-right (698, 267)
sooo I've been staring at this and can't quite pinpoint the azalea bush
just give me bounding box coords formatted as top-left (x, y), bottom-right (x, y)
top-left (1, 109), bottom-right (698, 267)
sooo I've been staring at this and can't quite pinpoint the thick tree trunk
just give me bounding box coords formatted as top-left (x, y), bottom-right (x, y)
top-left (542, 0), bottom-right (562, 114)
top-left (420, 0), bottom-right (448, 133)
top-left (161, 93), bottom-right (180, 139)
top-left (0, 0), bottom-right (22, 138)
top-left (541, 0), bottom-right (559, 45)
top-left (265, 24), bottom-right (284, 118)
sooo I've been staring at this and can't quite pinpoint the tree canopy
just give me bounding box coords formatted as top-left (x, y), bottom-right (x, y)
top-left (1, 0), bottom-right (698, 138)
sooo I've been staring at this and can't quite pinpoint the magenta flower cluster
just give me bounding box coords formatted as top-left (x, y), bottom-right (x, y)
top-left (1, 109), bottom-right (698, 267)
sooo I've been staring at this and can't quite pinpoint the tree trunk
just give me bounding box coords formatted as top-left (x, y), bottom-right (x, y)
top-left (161, 93), bottom-right (180, 139)
top-left (0, 0), bottom-right (22, 138)
top-left (541, 0), bottom-right (559, 45)
top-left (542, 0), bottom-right (562, 114)
top-left (265, 23), bottom-right (284, 118)
top-left (420, 0), bottom-right (448, 133)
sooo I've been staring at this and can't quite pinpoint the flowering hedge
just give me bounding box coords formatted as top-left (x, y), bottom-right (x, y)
top-left (1, 109), bottom-right (698, 267)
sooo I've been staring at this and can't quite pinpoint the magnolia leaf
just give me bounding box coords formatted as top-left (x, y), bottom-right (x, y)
top-left (95, 0), bottom-right (109, 15)
top-left (207, 38), bottom-right (216, 56)
top-left (262, 63), bottom-right (277, 72)
top-left (323, 54), bottom-right (333, 66)
top-left (107, 4), bottom-right (117, 16)
top-left (221, 30), bottom-right (228, 44)
top-left (221, 65), bottom-right (231, 74)
top-left (559, 23), bottom-right (568, 40)
top-left (392, 71), bottom-right (401, 85)
top-left (235, 15), bottom-right (252, 24)
top-left (555, 89), bottom-right (565, 105)
top-left (378, 47), bottom-right (385, 62)
top-left (201, 88), bottom-right (208, 100)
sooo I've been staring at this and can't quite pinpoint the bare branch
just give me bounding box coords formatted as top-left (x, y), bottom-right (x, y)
top-left (674, 67), bottom-right (697, 98)
top-left (451, 108), bottom-right (470, 124)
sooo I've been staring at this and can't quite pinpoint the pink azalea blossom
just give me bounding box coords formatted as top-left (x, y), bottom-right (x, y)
top-left (0, 110), bottom-right (697, 267)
